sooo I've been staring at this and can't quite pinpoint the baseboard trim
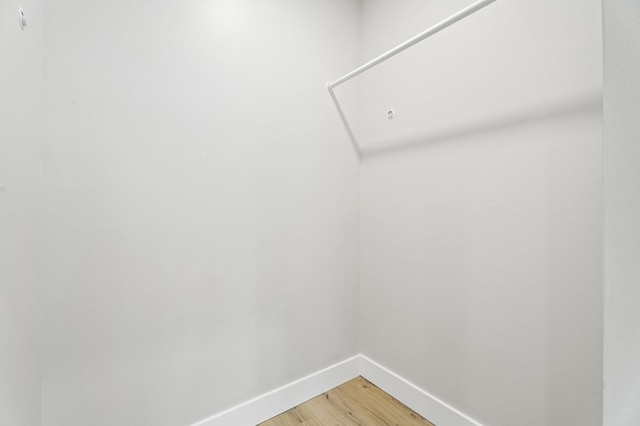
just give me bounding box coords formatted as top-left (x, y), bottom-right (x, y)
top-left (359, 355), bottom-right (483, 426)
top-left (190, 354), bottom-right (483, 426)
top-left (190, 355), bottom-right (360, 426)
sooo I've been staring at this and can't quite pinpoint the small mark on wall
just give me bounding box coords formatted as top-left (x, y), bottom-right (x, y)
top-left (19, 8), bottom-right (27, 31)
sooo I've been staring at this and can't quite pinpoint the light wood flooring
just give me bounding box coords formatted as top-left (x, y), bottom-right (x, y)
top-left (259, 376), bottom-right (435, 426)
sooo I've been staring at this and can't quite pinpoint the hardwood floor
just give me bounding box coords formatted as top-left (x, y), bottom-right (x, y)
top-left (259, 376), bottom-right (435, 426)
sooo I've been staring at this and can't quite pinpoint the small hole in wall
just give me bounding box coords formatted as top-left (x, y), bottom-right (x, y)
top-left (387, 109), bottom-right (396, 120)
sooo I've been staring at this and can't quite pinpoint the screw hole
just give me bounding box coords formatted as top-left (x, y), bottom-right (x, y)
top-left (387, 109), bottom-right (396, 120)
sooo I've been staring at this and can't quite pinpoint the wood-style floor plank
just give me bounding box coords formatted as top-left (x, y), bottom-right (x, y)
top-left (259, 376), bottom-right (435, 426)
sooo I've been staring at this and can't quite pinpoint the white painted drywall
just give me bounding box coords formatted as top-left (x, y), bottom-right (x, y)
top-left (42, 1), bottom-right (359, 425)
top-left (0, 1), bottom-right (42, 425)
top-left (358, 1), bottom-right (603, 425)
top-left (603, 1), bottom-right (640, 425)
top-left (357, 0), bottom-right (603, 152)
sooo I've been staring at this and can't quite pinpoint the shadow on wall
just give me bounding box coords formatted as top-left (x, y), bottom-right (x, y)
top-left (358, 93), bottom-right (602, 159)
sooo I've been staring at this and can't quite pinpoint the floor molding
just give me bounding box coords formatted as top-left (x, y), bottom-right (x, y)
top-left (359, 355), bottom-right (483, 426)
top-left (190, 354), bottom-right (483, 426)
top-left (190, 355), bottom-right (360, 426)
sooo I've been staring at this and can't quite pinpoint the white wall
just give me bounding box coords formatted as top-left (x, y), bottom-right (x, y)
top-left (358, 1), bottom-right (603, 425)
top-left (42, 1), bottom-right (359, 425)
top-left (603, 1), bottom-right (640, 425)
top-left (0, 1), bottom-right (42, 425)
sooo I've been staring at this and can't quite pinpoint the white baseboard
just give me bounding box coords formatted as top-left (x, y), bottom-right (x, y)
top-left (190, 354), bottom-right (483, 426)
top-left (190, 355), bottom-right (360, 426)
top-left (358, 355), bottom-right (483, 426)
